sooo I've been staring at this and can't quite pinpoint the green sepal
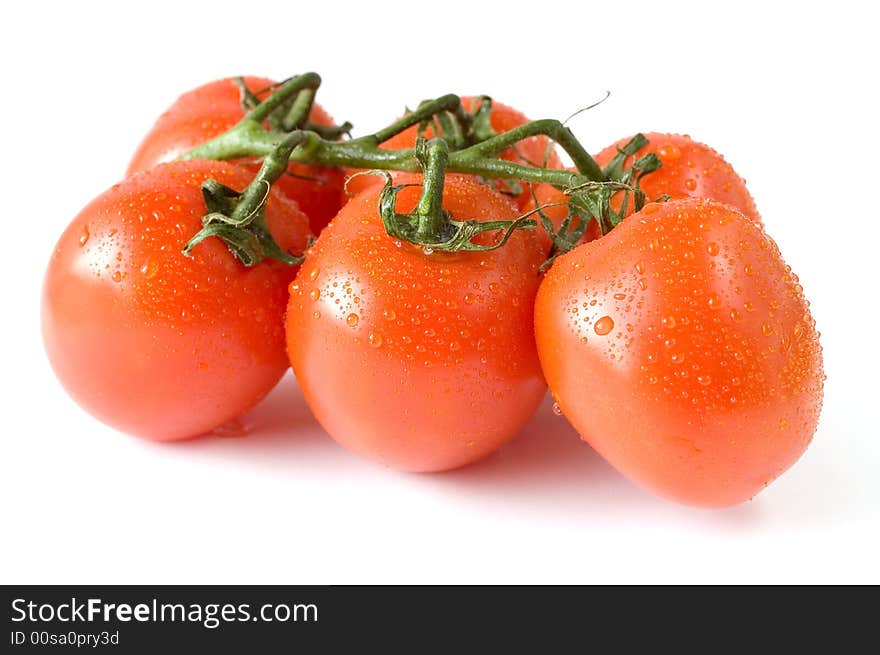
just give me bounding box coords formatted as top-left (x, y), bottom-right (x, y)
top-left (376, 174), bottom-right (535, 253)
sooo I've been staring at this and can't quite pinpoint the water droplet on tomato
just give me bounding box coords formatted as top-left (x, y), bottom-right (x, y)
top-left (309, 289), bottom-right (321, 301)
top-left (658, 144), bottom-right (681, 159)
top-left (383, 308), bottom-right (396, 321)
top-left (706, 242), bottom-right (719, 256)
top-left (552, 402), bottom-right (563, 416)
top-left (78, 227), bottom-right (90, 247)
top-left (697, 375), bottom-right (712, 386)
top-left (762, 322), bottom-right (774, 336)
top-left (594, 316), bottom-right (614, 336)
top-left (684, 178), bottom-right (697, 191)
top-left (368, 332), bottom-right (383, 348)
top-left (422, 247), bottom-right (434, 255)
top-left (313, 311), bottom-right (321, 319)
top-left (309, 267), bottom-right (320, 281)
top-left (707, 293), bottom-right (721, 309)
top-left (111, 271), bottom-right (123, 283)
top-left (346, 313), bottom-right (359, 328)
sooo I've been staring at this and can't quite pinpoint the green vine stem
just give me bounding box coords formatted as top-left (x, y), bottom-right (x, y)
top-left (181, 92), bottom-right (605, 188)
top-left (179, 78), bottom-right (658, 264)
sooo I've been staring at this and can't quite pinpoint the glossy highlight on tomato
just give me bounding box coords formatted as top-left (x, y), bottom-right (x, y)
top-left (42, 160), bottom-right (310, 440)
top-left (286, 175), bottom-right (547, 471)
top-left (127, 76), bottom-right (345, 232)
top-left (534, 198), bottom-right (823, 507)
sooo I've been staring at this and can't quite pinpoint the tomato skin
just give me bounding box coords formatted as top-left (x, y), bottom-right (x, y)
top-left (595, 132), bottom-right (761, 223)
top-left (126, 76), bottom-right (345, 233)
top-left (534, 199), bottom-right (823, 507)
top-left (345, 97), bottom-right (562, 205)
top-left (42, 160), bottom-right (310, 440)
top-left (286, 175), bottom-right (547, 471)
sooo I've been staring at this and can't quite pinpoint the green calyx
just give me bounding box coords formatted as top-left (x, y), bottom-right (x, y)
top-left (182, 132), bottom-right (308, 266)
top-left (377, 138), bottom-right (535, 253)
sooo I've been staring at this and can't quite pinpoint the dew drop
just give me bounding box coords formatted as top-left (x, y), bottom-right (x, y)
top-left (383, 308), bottom-right (396, 321)
top-left (111, 271), bottom-right (123, 283)
top-left (346, 313), bottom-right (360, 328)
top-left (309, 267), bottom-right (320, 281)
top-left (78, 227), bottom-right (90, 247)
top-left (635, 261), bottom-right (646, 274)
top-left (313, 311), bottom-right (321, 319)
top-left (552, 402), bottom-right (564, 416)
top-left (762, 322), bottom-right (774, 336)
top-left (697, 375), bottom-right (712, 386)
top-left (658, 144), bottom-right (682, 159)
top-left (422, 247), bottom-right (434, 255)
top-left (707, 293), bottom-right (721, 310)
top-left (368, 332), bottom-right (383, 348)
top-left (684, 178), bottom-right (697, 191)
top-left (309, 289), bottom-right (321, 301)
top-left (594, 316), bottom-right (614, 336)
top-left (706, 242), bottom-right (719, 256)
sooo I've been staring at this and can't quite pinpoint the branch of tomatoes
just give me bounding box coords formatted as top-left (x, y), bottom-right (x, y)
top-left (179, 72), bottom-right (659, 265)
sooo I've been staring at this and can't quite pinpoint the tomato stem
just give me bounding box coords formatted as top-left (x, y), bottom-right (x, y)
top-left (183, 132), bottom-right (309, 266)
top-left (414, 138), bottom-right (451, 241)
top-left (178, 76), bottom-right (659, 261)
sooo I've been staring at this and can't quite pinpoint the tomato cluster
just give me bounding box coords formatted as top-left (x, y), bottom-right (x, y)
top-left (42, 76), bottom-right (824, 508)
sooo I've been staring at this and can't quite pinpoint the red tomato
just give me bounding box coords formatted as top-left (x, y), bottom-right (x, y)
top-left (345, 96), bottom-right (562, 205)
top-left (127, 76), bottom-right (345, 233)
top-left (595, 132), bottom-right (761, 223)
top-left (528, 133), bottom-right (760, 253)
top-left (534, 198), bottom-right (823, 507)
top-left (42, 160), bottom-right (310, 440)
top-left (286, 174), bottom-right (547, 471)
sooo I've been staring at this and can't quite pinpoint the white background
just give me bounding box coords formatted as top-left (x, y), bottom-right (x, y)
top-left (2, 1), bottom-right (877, 584)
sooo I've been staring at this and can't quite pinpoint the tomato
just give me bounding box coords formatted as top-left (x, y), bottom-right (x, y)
top-left (528, 133), bottom-right (760, 253)
top-left (286, 174), bottom-right (547, 471)
top-left (595, 132), bottom-right (761, 223)
top-left (534, 198), bottom-right (823, 507)
top-left (42, 160), bottom-right (310, 440)
top-left (345, 96), bottom-right (562, 205)
top-left (127, 76), bottom-right (345, 233)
